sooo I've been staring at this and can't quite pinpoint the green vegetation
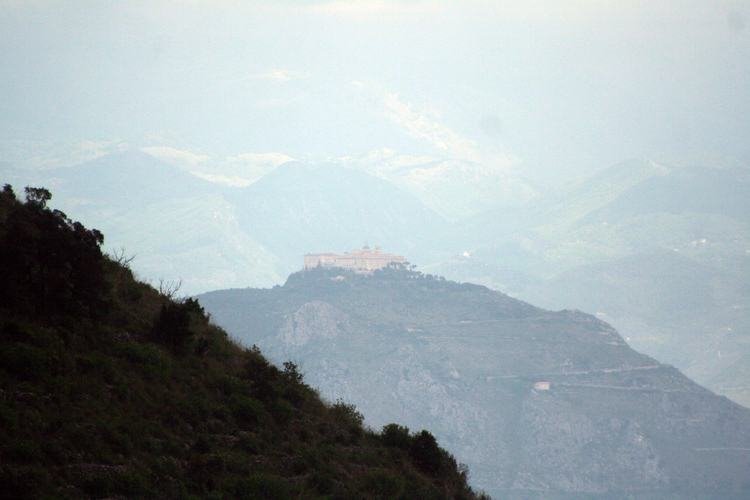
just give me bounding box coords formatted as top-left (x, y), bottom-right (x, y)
top-left (0, 186), bottom-right (482, 499)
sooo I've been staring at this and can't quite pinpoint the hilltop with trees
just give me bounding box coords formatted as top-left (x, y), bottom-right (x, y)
top-left (0, 185), bottom-right (481, 499)
top-left (199, 262), bottom-right (750, 499)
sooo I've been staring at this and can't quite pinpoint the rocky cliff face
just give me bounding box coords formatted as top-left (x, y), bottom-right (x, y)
top-left (199, 267), bottom-right (750, 499)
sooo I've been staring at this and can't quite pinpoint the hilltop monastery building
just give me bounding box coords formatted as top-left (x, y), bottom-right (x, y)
top-left (304, 246), bottom-right (407, 273)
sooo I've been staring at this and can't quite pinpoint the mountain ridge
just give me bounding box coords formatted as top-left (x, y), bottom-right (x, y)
top-left (199, 266), bottom-right (750, 499)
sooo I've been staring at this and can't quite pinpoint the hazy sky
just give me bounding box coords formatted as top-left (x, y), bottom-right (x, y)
top-left (1, 0), bottom-right (749, 184)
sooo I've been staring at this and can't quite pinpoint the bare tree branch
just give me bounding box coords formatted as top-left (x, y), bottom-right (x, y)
top-left (158, 278), bottom-right (183, 299)
top-left (108, 246), bottom-right (136, 268)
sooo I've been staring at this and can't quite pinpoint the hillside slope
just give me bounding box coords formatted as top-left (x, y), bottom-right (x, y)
top-left (434, 161), bottom-right (750, 407)
top-left (0, 186), bottom-right (479, 499)
top-left (200, 267), bottom-right (750, 499)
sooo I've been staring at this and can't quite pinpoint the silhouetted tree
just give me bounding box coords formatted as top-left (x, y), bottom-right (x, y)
top-left (24, 186), bottom-right (51, 208)
top-left (151, 298), bottom-right (205, 352)
top-left (381, 423), bottom-right (411, 449)
top-left (0, 185), bottom-right (107, 318)
top-left (282, 361), bottom-right (303, 383)
top-left (410, 430), bottom-right (443, 476)
top-left (242, 347), bottom-right (280, 402)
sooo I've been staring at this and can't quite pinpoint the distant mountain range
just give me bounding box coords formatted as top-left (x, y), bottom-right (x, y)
top-left (0, 152), bottom-right (452, 293)
top-left (225, 161), bottom-right (449, 274)
top-left (198, 267), bottom-right (750, 499)
top-left (2, 152), bottom-right (748, 410)
top-left (1, 151), bottom-right (284, 292)
top-left (342, 151), bottom-right (540, 220)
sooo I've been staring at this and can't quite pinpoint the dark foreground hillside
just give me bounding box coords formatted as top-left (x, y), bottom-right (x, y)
top-left (0, 185), bottom-right (480, 499)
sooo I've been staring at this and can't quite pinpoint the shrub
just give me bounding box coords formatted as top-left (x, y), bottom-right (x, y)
top-left (5, 439), bottom-right (43, 463)
top-left (359, 468), bottom-right (405, 497)
top-left (77, 465), bottom-right (149, 497)
top-left (236, 433), bottom-right (260, 454)
top-left (115, 342), bottom-right (171, 378)
top-left (0, 343), bottom-right (49, 380)
top-left (230, 394), bottom-right (264, 427)
top-left (307, 469), bottom-right (335, 495)
top-left (151, 299), bottom-right (206, 352)
top-left (76, 352), bottom-right (118, 384)
top-left (282, 361), bottom-right (303, 383)
top-left (192, 436), bottom-right (212, 454)
top-left (409, 430), bottom-right (443, 476)
top-left (331, 399), bottom-right (364, 428)
top-left (270, 399), bottom-right (295, 426)
top-left (242, 351), bottom-right (280, 402)
top-left (1, 321), bottom-right (32, 343)
top-left (280, 361), bottom-right (306, 406)
top-left (212, 374), bottom-right (248, 396)
top-left (0, 465), bottom-right (53, 500)
top-left (381, 423), bottom-right (411, 449)
top-left (229, 473), bottom-right (291, 499)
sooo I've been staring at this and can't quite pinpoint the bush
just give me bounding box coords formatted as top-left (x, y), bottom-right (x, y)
top-left (115, 342), bottom-right (171, 378)
top-left (381, 423), bottom-right (411, 449)
top-left (0, 465), bottom-right (54, 500)
top-left (281, 361), bottom-right (305, 406)
top-left (242, 349), bottom-right (280, 402)
top-left (308, 469), bottom-right (336, 494)
top-left (230, 394), bottom-right (264, 427)
top-left (229, 473), bottom-right (291, 500)
top-left (331, 399), bottom-right (364, 428)
top-left (0, 343), bottom-right (49, 380)
top-left (410, 430), bottom-right (443, 476)
top-left (77, 465), bottom-right (149, 497)
top-left (1, 321), bottom-right (32, 343)
top-left (5, 439), bottom-right (43, 463)
top-left (76, 352), bottom-right (118, 384)
top-left (270, 399), bottom-right (295, 426)
top-left (150, 298), bottom-right (205, 352)
top-left (359, 469), bottom-right (405, 497)
top-left (236, 433), bottom-right (260, 454)
top-left (282, 361), bottom-right (303, 383)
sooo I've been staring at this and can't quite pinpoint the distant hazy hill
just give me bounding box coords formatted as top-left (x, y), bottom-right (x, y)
top-left (1, 154), bottom-right (454, 294)
top-left (525, 163), bottom-right (750, 406)
top-left (433, 160), bottom-right (750, 407)
top-left (199, 267), bottom-right (750, 499)
top-left (0, 151), bottom-right (283, 293)
top-left (523, 251), bottom-right (750, 407)
top-left (582, 165), bottom-right (750, 223)
top-left (43, 150), bottom-right (218, 206)
top-left (227, 162), bottom-right (450, 275)
top-left (347, 154), bottom-right (539, 220)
